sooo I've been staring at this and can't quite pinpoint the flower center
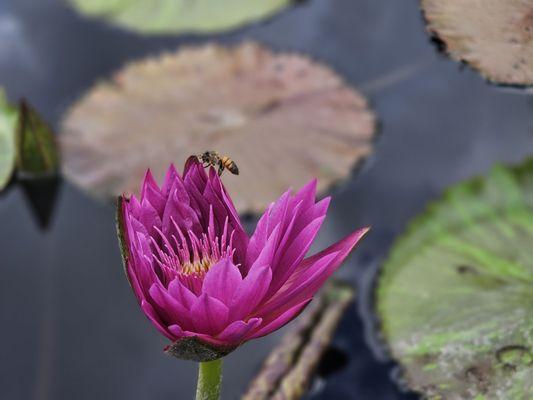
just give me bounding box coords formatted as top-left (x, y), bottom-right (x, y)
top-left (180, 256), bottom-right (217, 276)
top-left (151, 217), bottom-right (235, 289)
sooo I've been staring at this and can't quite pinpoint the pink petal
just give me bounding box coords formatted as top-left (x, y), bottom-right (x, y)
top-left (162, 187), bottom-right (200, 237)
top-left (167, 324), bottom-right (185, 338)
top-left (289, 179), bottom-right (317, 212)
top-left (247, 299), bottom-right (311, 340)
top-left (202, 258), bottom-right (243, 306)
top-left (136, 199), bottom-right (162, 237)
top-left (257, 252), bottom-right (339, 318)
top-left (141, 300), bottom-right (175, 341)
top-left (126, 261), bottom-right (146, 302)
top-left (259, 227), bottom-right (369, 317)
top-left (140, 169), bottom-right (166, 215)
top-left (161, 164), bottom-right (180, 196)
top-left (168, 278), bottom-right (197, 309)
top-left (217, 318), bottom-right (262, 343)
top-left (191, 294), bottom-right (229, 335)
top-left (245, 190), bottom-right (291, 270)
top-left (244, 203), bottom-right (272, 272)
top-left (149, 282), bottom-right (193, 328)
top-left (209, 170), bottom-right (245, 237)
top-left (229, 265), bottom-right (272, 321)
top-left (247, 224), bottom-right (281, 274)
top-left (291, 227), bottom-right (369, 284)
top-left (267, 215), bottom-right (326, 296)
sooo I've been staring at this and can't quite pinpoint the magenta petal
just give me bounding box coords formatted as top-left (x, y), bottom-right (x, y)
top-left (289, 179), bottom-right (317, 212)
top-left (267, 215), bottom-right (326, 295)
top-left (168, 279), bottom-right (197, 309)
top-left (168, 324), bottom-right (186, 338)
top-left (291, 197), bottom-right (330, 238)
top-left (126, 262), bottom-right (146, 302)
top-left (162, 188), bottom-right (199, 236)
top-left (161, 164), bottom-right (180, 196)
top-left (244, 204), bottom-right (272, 272)
top-left (291, 227), bottom-right (369, 284)
top-left (247, 224), bottom-right (281, 273)
top-left (141, 170), bottom-right (166, 215)
top-left (245, 190), bottom-right (291, 269)
top-left (141, 300), bottom-right (175, 341)
top-left (210, 171), bottom-right (245, 237)
top-left (260, 227), bottom-right (369, 317)
top-left (191, 294), bottom-right (229, 335)
top-left (136, 200), bottom-right (161, 237)
top-left (202, 258), bottom-right (242, 306)
top-left (257, 252), bottom-right (338, 318)
top-left (149, 282), bottom-right (193, 328)
top-left (247, 299), bottom-right (311, 340)
top-left (217, 318), bottom-right (262, 343)
top-left (229, 265), bottom-right (272, 321)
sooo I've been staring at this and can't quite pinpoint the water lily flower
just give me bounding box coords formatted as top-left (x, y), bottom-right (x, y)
top-left (117, 157), bottom-right (368, 399)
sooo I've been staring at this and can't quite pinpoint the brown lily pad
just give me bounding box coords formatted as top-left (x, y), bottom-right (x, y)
top-left (422, 0), bottom-right (533, 85)
top-left (60, 42), bottom-right (376, 214)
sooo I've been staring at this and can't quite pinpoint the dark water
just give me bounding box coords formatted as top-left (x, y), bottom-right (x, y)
top-left (1, 0), bottom-right (533, 399)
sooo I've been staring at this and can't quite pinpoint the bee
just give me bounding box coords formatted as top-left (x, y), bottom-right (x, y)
top-left (197, 151), bottom-right (239, 176)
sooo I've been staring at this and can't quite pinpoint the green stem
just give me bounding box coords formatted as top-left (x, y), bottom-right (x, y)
top-left (195, 359), bottom-right (223, 400)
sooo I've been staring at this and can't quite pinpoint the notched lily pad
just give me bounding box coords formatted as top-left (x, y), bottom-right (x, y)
top-left (68, 0), bottom-right (294, 35)
top-left (60, 42), bottom-right (376, 215)
top-left (422, 0), bottom-right (533, 86)
top-left (165, 336), bottom-right (236, 362)
top-left (377, 159), bottom-right (533, 398)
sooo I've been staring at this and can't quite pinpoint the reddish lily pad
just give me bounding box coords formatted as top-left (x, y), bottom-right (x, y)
top-left (377, 159), bottom-right (533, 398)
top-left (60, 42), bottom-right (376, 215)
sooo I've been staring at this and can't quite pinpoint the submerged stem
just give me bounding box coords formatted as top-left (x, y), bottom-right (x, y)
top-left (195, 359), bottom-right (223, 400)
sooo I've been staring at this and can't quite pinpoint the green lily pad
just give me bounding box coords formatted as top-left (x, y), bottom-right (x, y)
top-left (0, 90), bottom-right (19, 190)
top-left (377, 159), bottom-right (533, 399)
top-left (16, 100), bottom-right (60, 178)
top-left (68, 0), bottom-right (293, 34)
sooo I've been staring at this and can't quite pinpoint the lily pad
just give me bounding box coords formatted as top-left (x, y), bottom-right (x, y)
top-left (0, 90), bottom-right (19, 190)
top-left (421, 0), bottom-right (533, 86)
top-left (377, 159), bottom-right (533, 399)
top-left (60, 42), bottom-right (376, 215)
top-left (68, 0), bottom-right (293, 35)
top-left (16, 100), bottom-right (60, 178)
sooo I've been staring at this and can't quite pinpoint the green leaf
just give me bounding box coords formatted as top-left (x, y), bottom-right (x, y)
top-left (16, 100), bottom-right (60, 178)
top-left (377, 159), bottom-right (533, 399)
top-left (0, 90), bottom-right (19, 190)
top-left (68, 0), bottom-right (292, 34)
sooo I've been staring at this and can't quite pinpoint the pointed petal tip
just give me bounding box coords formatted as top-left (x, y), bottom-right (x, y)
top-left (357, 226), bottom-right (371, 239)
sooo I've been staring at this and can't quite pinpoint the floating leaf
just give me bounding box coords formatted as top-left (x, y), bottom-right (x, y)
top-left (422, 0), bottom-right (533, 86)
top-left (0, 90), bottom-right (19, 190)
top-left (60, 42), bottom-right (376, 214)
top-left (377, 159), bottom-right (533, 398)
top-left (243, 282), bottom-right (354, 400)
top-left (68, 0), bottom-right (293, 35)
top-left (16, 100), bottom-right (60, 178)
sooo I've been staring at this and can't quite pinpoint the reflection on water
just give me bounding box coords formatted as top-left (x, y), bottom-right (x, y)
top-left (19, 176), bottom-right (61, 229)
top-left (1, 0), bottom-right (533, 399)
